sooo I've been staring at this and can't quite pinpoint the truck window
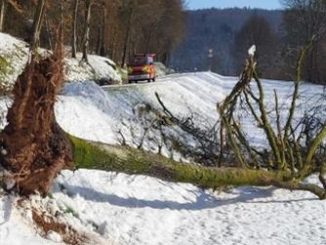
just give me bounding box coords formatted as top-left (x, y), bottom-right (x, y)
top-left (131, 56), bottom-right (147, 66)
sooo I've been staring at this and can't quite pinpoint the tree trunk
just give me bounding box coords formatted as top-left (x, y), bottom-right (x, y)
top-left (100, 5), bottom-right (107, 56)
top-left (82, 0), bottom-right (91, 62)
top-left (121, 9), bottom-right (133, 68)
top-left (121, 25), bottom-right (130, 68)
top-left (71, 138), bottom-right (326, 200)
top-left (31, 0), bottom-right (47, 51)
top-left (0, 44), bottom-right (73, 196)
top-left (44, 13), bottom-right (52, 50)
top-left (71, 0), bottom-right (79, 58)
top-left (0, 0), bottom-right (7, 32)
top-left (96, 26), bottom-right (101, 55)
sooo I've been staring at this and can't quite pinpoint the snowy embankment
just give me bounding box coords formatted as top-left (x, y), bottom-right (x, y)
top-left (0, 32), bottom-right (325, 244)
top-left (0, 32), bottom-right (121, 90)
top-left (53, 170), bottom-right (326, 245)
top-left (1, 74), bottom-right (325, 245)
top-left (2, 168), bottom-right (325, 245)
top-left (56, 72), bottom-right (325, 158)
top-left (54, 73), bottom-right (326, 244)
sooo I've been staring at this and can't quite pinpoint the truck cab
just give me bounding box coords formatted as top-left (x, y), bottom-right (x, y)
top-left (127, 54), bottom-right (156, 83)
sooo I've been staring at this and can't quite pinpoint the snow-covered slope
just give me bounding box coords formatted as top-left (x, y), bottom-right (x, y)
top-left (0, 32), bottom-right (122, 90)
top-left (52, 170), bottom-right (326, 245)
top-left (56, 72), bottom-right (325, 157)
top-left (1, 72), bottom-right (325, 245)
top-left (1, 170), bottom-right (325, 245)
top-left (0, 33), bottom-right (325, 245)
top-left (154, 62), bottom-right (175, 77)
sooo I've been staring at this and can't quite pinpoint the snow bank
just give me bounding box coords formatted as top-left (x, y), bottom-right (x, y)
top-left (64, 54), bottom-right (122, 84)
top-left (2, 169), bottom-right (324, 245)
top-left (154, 62), bottom-right (174, 77)
top-left (0, 73), bottom-right (325, 245)
top-left (0, 33), bottom-right (29, 90)
top-left (56, 72), bottom-right (325, 158)
top-left (51, 169), bottom-right (326, 245)
top-left (0, 195), bottom-right (63, 245)
top-left (0, 32), bottom-right (122, 89)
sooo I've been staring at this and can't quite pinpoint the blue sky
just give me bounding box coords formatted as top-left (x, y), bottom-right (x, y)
top-left (186, 0), bottom-right (283, 10)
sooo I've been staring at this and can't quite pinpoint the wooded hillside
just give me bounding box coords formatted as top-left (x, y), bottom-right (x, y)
top-left (0, 0), bottom-right (185, 65)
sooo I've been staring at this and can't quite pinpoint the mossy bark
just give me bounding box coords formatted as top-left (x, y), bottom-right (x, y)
top-left (70, 137), bottom-right (326, 200)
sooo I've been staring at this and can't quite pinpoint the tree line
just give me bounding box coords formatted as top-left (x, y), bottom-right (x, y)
top-left (234, 0), bottom-right (326, 84)
top-left (0, 0), bottom-right (185, 66)
top-left (172, 0), bottom-right (326, 84)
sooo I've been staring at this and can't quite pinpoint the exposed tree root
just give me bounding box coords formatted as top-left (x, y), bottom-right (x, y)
top-left (0, 43), bottom-right (73, 196)
top-left (32, 208), bottom-right (87, 245)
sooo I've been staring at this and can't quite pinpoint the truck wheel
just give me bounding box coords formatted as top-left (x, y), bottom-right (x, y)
top-left (147, 79), bottom-right (151, 83)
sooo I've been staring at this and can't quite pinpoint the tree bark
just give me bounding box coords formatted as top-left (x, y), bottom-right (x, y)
top-left (0, 44), bottom-right (73, 196)
top-left (82, 0), bottom-right (92, 62)
top-left (121, 8), bottom-right (133, 68)
top-left (0, 0), bottom-right (7, 32)
top-left (31, 0), bottom-right (47, 51)
top-left (71, 138), bottom-right (326, 200)
top-left (71, 0), bottom-right (79, 58)
top-left (100, 4), bottom-right (107, 56)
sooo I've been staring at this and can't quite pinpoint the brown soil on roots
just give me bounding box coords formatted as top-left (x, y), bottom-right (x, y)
top-left (0, 44), bottom-right (73, 196)
top-left (32, 208), bottom-right (88, 245)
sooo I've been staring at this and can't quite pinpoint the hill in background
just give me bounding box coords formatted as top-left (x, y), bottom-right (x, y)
top-left (170, 8), bottom-right (283, 75)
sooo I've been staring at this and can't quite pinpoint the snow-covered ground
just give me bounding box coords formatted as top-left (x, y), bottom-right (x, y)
top-left (0, 33), bottom-right (325, 244)
top-left (53, 170), bottom-right (326, 245)
top-left (56, 72), bottom-right (325, 157)
top-left (1, 169), bottom-right (325, 245)
top-left (1, 71), bottom-right (326, 245)
top-left (0, 32), bottom-right (122, 90)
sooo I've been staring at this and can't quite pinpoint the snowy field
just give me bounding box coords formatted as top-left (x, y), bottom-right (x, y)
top-left (1, 170), bottom-right (325, 245)
top-left (56, 72), bottom-right (325, 156)
top-left (1, 72), bottom-right (325, 245)
top-left (0, 32), bottom-right (325, 244)
top-left (53, 170), bottom-right (325, 245)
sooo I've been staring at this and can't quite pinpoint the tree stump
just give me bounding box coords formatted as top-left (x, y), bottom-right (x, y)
top-left (0, 47), bottom-right (73, 196)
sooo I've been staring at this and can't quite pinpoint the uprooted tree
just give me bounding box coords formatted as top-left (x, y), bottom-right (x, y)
top-left (0, 0), bottom-right (73, 195)
top-left (109, 44), bottom-right (326, 199)
top-left (0, 42), bottom-right (73, 196)
top-left (114, 41), bottom-right (326, 199)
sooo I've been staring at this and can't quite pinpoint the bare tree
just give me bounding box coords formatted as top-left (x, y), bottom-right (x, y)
top-left (81, 0), bottom-right (92, 62)
top-left (71, 0), bottom-right (79, 58)
top-left (31, 0), bottom-right (47, 51)
top-left (233, 14), bottom-right (280, 79)
top-left (95, 0), bottom-right (107, 56)
top-left (282, 0), bottom-right (326, 84)
top-left (0, 0), bottom-right (21, 32)
top-left (0, 0), bottom-right (6, 32)
top-left (120, 0), bottom-right (134, 67)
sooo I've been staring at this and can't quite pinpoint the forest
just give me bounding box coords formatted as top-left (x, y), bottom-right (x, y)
top-left (0, 0), bottom-right (185, 66)
top-left (172, 3), bottom-right (326, 84)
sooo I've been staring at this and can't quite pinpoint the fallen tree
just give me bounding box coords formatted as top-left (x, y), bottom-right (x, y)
top-left (71, 136), bottom-right (326, 199)
top-left (71, 42), bottom-right (326, 199)
top-left (0, 42), bottom-right (73, 196)
top-left (217, 44), bottom-right (326, 199)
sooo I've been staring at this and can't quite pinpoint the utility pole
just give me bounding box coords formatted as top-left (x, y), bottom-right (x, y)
top-left (208, 48), bottom-right (213, 72)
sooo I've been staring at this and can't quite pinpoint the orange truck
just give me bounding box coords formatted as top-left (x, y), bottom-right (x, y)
top-left (127, 54), bottom-right (156, 83)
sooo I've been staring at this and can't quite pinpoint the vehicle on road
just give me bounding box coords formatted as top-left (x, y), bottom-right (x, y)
top-left (128, 54), bottom-right (156, 83)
